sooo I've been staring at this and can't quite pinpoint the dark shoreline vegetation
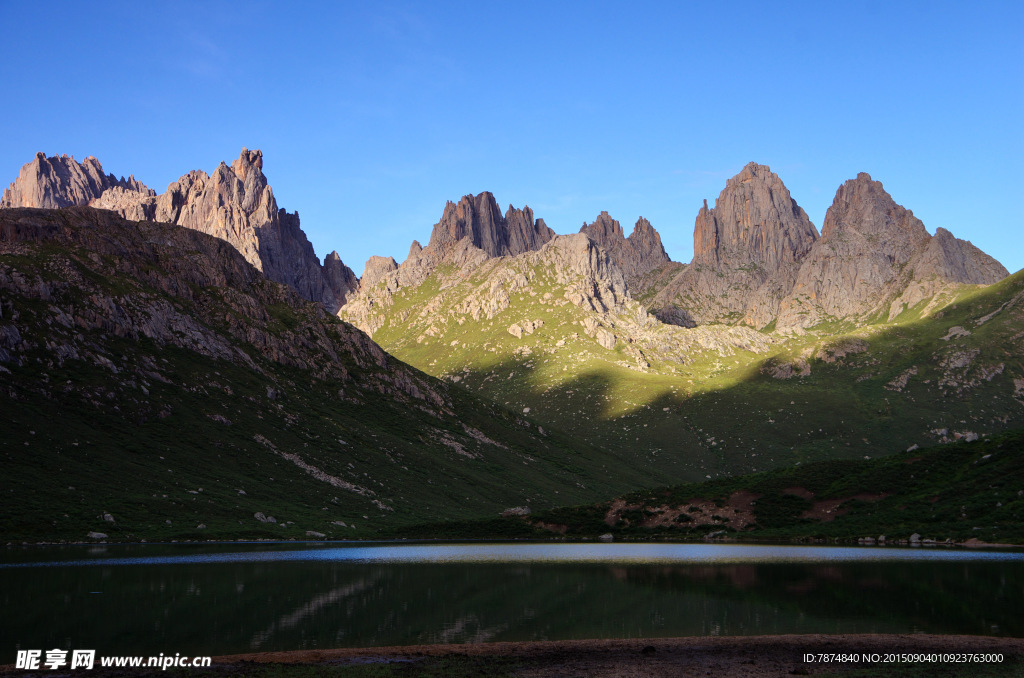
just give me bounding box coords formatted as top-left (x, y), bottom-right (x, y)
top-left (5, 429), bottom-right (1022, 547)
top-left (391, 428), bottom-right (1024, 545)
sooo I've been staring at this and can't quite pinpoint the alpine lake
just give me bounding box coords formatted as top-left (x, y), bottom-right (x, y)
top-left (2, 541), bottom-right (1023, 662)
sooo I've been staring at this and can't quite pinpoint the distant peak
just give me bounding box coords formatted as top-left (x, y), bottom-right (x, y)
top-left (429, 191), bottom-right (552, 258)
top-left (740, 161), bottom-right (772, 176)
top-left (693, 161), bottom-right (816, 269)
top-left (632, 216), bottom-right (653, 233)
top-left (232, 148), bottom-right (264, 179)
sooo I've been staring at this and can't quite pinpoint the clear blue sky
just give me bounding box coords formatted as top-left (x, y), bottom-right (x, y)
top-left (1, 1), bottom-right (1021, 275)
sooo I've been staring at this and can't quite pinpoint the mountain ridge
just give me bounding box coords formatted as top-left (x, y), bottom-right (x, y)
top-left (4, 152), bottom-right (1008, 335)
top-left (1, 149), bottom-right (359, 313)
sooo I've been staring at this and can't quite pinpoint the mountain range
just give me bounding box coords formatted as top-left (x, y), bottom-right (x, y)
top-left (1, 149), bottom-right (1020, 542)
top-left (3, 151), bottom-right (1006, 333)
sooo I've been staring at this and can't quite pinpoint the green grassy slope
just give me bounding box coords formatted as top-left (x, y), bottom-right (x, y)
top-left (351, 251), bottom-right (1024, 484)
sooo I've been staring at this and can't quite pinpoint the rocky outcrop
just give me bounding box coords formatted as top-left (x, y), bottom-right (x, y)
top-left (538, 233), bottom-right (629, 314)
top-left (427, 191), bottom-right (554, 258)
top-left (396, 240), bottom-right (439, 289)
top-left (629, 218), bottom-right (671, 269)
top-left (91, 186), bottom-right (157, 221)
top-left (149, 149), bottom-right (342, 308)
top-left (361, 255), bottom-right (399, 291)
top-left (579, 212), bottom-right (670, 282)
top-left (2, 149), bottom-right (357, 314)
top-left (777, 173), bottom-right (1009, 329)
top-left (1, 152), bottom-right (154, 210)
top-left (654, 162), bottom-right (819, 327)
top-left (324, 252), bottom-right (360, 308)
top-left (911, 227), bottom-right (1007, 286)
top-left (340, 192), bottom-right (557, 326)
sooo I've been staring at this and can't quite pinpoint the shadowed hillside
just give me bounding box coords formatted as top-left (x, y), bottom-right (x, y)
top-left (0, 207), bottom-right (674, 543)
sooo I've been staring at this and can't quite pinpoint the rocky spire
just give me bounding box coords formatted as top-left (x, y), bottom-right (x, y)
top-left (654, 162), bottom-right (818, 327)
top-left (579, 212), bottom-right (670, 281)
top-left (580, 211), bottom-right (625, 246)
top-left (628, 217), bottom-right (670, 267)
top-left (427, 191), bottom-right (554, 258)
top-left (692, 162), bottom-right (818, 269)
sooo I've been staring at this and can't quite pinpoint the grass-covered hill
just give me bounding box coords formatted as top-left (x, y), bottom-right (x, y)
top-left (343, 236), bottom-right (1024, 484)
top-left (0, 207), bottom-right (675, 543)
top-left (394, 428), bottom-right (1024, 545)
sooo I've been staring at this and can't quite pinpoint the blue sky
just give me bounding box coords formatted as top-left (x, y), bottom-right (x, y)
top-left (1, 1), bottom-right (1021, 275)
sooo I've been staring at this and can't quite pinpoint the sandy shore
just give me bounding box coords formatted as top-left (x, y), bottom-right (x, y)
top-left (211, 634), bottom-right (1024, 676)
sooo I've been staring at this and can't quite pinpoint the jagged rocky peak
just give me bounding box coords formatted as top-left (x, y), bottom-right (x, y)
top-left (629, 217), bottom-right (669, 260)
top-left (694, 161), bottom-right (818, 269)
top-left (1, 152), bottom-right (154, 209)
top-left (147, 148), bottom-right (356, 312)
top-left (649, 163), bottom-right (819, 328)
top-left (579, 212), bottom-right (670, 281)
top-left (580, 211), bottom-right (625, 245)
top-left (777, 172), bottom-right (1009, 329)
top-left (820, 172), bottom-right (930, 258)
top-left (361, 255), bottom-right (399, 291)
top-left (405, 239), bottom-right (422, 258)
top-left (147, 148), bottom-right (279, 273)
top-left (427, 191), bottom-right (554, 258)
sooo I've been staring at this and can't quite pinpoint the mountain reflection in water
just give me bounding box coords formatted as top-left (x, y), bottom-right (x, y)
top-left (2, 542), bottom-right (1021, 661)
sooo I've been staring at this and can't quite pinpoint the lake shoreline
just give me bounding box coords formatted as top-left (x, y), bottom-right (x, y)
top-left (6, 536), bottom-right (1023, 548)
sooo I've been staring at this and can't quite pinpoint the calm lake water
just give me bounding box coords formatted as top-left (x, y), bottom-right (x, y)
top-left (2, 541), bottom-right (1023, 660)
